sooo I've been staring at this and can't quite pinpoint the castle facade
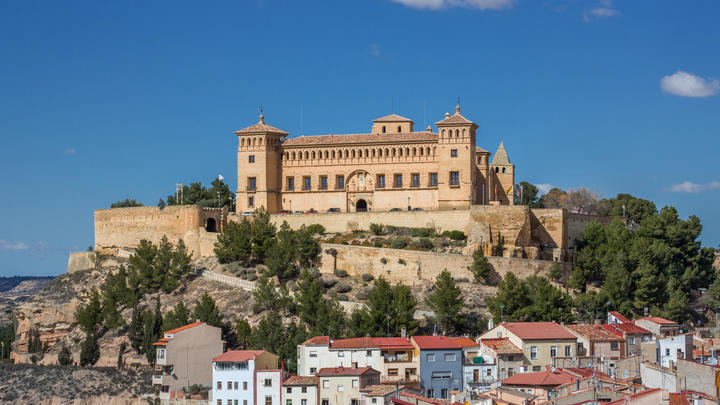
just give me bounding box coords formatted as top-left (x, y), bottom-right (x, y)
top-left (234, 106), bottom-right (514, 214)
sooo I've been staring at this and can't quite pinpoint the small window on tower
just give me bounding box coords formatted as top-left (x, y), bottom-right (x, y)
top-left (451, 149), bottom-right (458, 158)
top-left (248, 196), bottom-right (254, 208)
top-left (382, 126), bottom-right (386, 133)
top-left (397, 126), bottom-right (401, 132)
top-left (249, 155), bottom-right (255, 163)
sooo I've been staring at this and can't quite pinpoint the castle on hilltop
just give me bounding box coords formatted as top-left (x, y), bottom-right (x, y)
top-left (234, 105), bottom-right (514, 214)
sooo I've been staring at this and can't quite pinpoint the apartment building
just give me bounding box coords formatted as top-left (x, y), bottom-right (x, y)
top-left (374, 337), bottom-right (418, 384)
top-left (317, 367), bottom-right (381, 405)
top-left (634, 317), bottom-right (680, 337)
top-left (601, 323), bottom-right (653, 357)
top-left (152, 322), bottom-right (224, 400)
top-left (564, 324), bottom-right (625, 364)
top-left (283, 376), bottom-right (319, 405)
top-left (410, 336), bottom-right (463, 399)
top-left (211, 349), bottom-right (278, 405)
top-left (452, 337), bottom-right (494, 392)
top-left (256, 369), bottom-right (291, 405)
top-left (297, 336), bottom-right (382, 377)
top-left (478, 338), bottom-right (524, 380)
top-left (479, 322), bottom-right (578, 371)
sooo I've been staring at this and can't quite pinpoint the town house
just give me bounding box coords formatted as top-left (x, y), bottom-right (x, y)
top-left (211, 350), bottom-right (278, 405)
top-left (317, 366), bottom-right (381, 405)
top-left (410, 336), bottom-right (463, 399)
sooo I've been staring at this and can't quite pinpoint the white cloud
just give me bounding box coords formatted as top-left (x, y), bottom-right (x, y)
top-left (535, 184), bottom-right (554, 196)
top-left (370, 44), bottom-right (381, 57)
top-left (390, 0), bottom-right (514, 10)
top-left (0, 240), bottom-right (30, 251)
top-left (583, 0), bottom-right (620, 22)
top-left (64, 148), bottom-right (77, 155)
top-left (664, 181), bottom-right (720, 193)
top-left (660, 71), bottom-right (720, 98)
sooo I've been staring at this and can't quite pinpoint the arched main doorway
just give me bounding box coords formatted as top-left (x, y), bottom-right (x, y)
top-left (356, 199), bottom-right (368, 212)
top-left (205, 218), bottom-right (217, 233)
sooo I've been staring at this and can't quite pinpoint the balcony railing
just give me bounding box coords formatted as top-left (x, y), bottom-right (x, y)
top-left (152, 374), bottom-right (164, 385)
top-left (384, 357), bottom-right (413, 363)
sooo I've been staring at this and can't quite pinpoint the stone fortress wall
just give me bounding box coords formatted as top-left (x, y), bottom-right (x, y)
top-left (89, 204), bottom-right (613, 275)
top-left (94, 205), bottom-right (228, 258)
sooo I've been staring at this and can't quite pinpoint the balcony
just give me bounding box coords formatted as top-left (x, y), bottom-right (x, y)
top-left (384, 356), bottom-right (412, 363)
top-left (152, 374), bottom-right (164, 385)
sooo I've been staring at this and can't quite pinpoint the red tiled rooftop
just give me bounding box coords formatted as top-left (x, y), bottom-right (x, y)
top-left (608, 311), bottom-right (631, 324)
top-left (302, 336), bottom-right (330, 345)
top-left (634, 316), bottom-right (678, 325)
top-left (317, 366), bottom-right (380, 376)
top-left (501, 369), bottom-right (579, 387)
top-left (601, 323), bottom-right (651, 337)
top-left (213, 349), bottom-right (267, 362)
top-left (165, 321), bottom-right (205, 335)
top-left (565, 324), bottom-right (624, 342)
top-left (235, 116), bottom-right (288, 135)
top-left (373, 337), bottom-right (413, 350)
top-left (452, 337), bottom-right (479, 348)
top-left (495, 322), bottom-right (577, 340)
top-left (606, 388), bottom-right (661, 405)
top-left (283, 376), bottom-right (318, 386)
top-left (283, 132), bottom-right (437, 147)
top-left (411, 336), bottom-right (462, 350)
top-left (330, 337), bottom-right (379, 349)
top-left (153, 337), bottom-right (171, 346)
top-left (399, 391), bottom-right (446, 405)
top-left (479, 338), bottom-right (523, 354)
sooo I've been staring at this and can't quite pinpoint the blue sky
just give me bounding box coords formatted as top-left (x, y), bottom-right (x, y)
top-left (1, 0), bottom-right (718, 277)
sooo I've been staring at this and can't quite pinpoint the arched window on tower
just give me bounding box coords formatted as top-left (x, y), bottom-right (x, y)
top-left (495, 167), bottom-right (499, 173)
top-left (455, 129), bottom-right (459, 137)
top-left (352, 150), bottom-right (356, 158)
top-left (312, 151), bottom-right (316, 159)
top-left (398, 148), bottom-right (403, 156)
top-left (382, 126), bottom-right (386, 133)
top-left (397, 126), bottom-right (402, 132)
top-left (502, 167), bottom-right (506, 173)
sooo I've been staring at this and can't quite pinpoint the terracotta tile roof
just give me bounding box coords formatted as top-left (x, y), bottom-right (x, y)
top-left (373, 337), bottom-right (413, 350)
top-left (669, 393), bottom-right (690, 405)
top-left (235, 116), bottom-right (288, 135)
top-left (434, 108), bottom-right (475, 126)
top-left (331, 337), bottom-right (380, 349)
top-left (608, 311), bottom-right (631, 323)
top-left (411, 335), bottom-right (462, 350)
top-left (153, 337), bottom-right (171, 346)
top-left (283, 132), bottom-right (437, 147)
top-left (373, 114), bottom-right (413, 122)
top-left (452, 337), bottom-right (479, 348)
top-left (302, 336), bottom-right (330, 345)
top-left (605, 388), bottom-right (661, 405)
top-left (283, 376), bottom-right (318, 386)
top-left (317, 366), bottom-right (380, 376)
top-left (635, 316), bottom-right (678, 325)
top-left (213, 349), bottom-right (267, 362)
top-left (565, 324), bottom-right (624, 342)
top-left (391, 398), bottom-right (414, 405)
top-left (360, 384), bottom-right (398, 396)
top-left (399, 391), bottom-right (446, 405)
top-left (495, 322), bottom-right (577, 340)
top-left (600, 323), bottom-right (651, 337)
top-left (501, 369), bottom-right (579, 387)
top-left (479, 338), bottom-right (523, 354)
top-left (165, 321), bottom-right (205, 335)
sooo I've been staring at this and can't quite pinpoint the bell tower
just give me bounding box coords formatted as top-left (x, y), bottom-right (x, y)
top-left (234, 113), bottom-right (288, 214)
top-left (434, 104), bottom-right (478, 209)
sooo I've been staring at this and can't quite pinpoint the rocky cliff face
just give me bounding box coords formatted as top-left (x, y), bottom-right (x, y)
top-left (11, 254), bottom-right (254, 367)
top-left (0, 363), bottom-right (152, 404)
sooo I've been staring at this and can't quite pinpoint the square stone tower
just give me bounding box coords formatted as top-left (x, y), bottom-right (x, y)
top-left (434, 105), bottom-right (478, 209)
top-left (234, 114), bottom-right (287, 213)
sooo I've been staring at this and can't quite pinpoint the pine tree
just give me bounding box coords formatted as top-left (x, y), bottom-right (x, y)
top-left (548, 262), bottom-right (562, 282)
top-left (75, 289), bottom-right (103, 335)
top-left (128, 306), bottom-right (144, 353)
top-left (163, 301), bottom-right (191, 331)
top-left (295, 269), bottom-right (324, 328)
top-left (79, 333), bottom-right (100, 366)
top-left (493, 232), bottom-right (505, 256)
top-left (117, 342), bottom-right (126, 368)
top-left (250, 207), bottom-right (277, 263)
top-left (664, 280), bottom-right (690, 323)
top-left (193, 293), bottom-right (224, 328)
top-left (295, 225), bottom-right (320, 269)
top-left (426, 270), bottom-right (464, 332)
top-left (214, 219), bottom-right (253, 264)
top-left (235, 318), bottom-right (252, 349)
top-left (485, 272), bottom-right (529, 323)
top-left (633, 263), bottom-right (665, 313)
top-left (58, 343), bottom-right (73, 366)
top-left (469, 248), bottom-right (491, 283)
top-left (141, 299), bottom-right (163, 364)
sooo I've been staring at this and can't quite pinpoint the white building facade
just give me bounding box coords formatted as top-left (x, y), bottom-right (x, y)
top-left (211, 350), bottom-right (278, 405)
top-left (297, 337), bottom-right (382, 377)
top-left (256, 369), bottom-right (290, 405)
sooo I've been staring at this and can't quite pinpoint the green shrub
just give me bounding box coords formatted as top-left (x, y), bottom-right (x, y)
top-left (228, 262), bottom-right (243, 274)
top-left (441, 241), bottom-right (450, 247)
top-left (370, 223), bottom-right (384, 236)
top-left (380, 257), bottom-right (387, 264)
top-left (337, 294), bottom-right (349, 301)
top-left (356, 291), bottom-right (368, 300)
top-left (373, 240), bottom-right (384, 248)
top-left (306, 224), bottom-right (326, 235)
top-left (413, 238), bottom-right (434, 250)
top-left (247, 273), bottom-right (258, 281)
top-left (410, 227), bottom-right (435, 238)
top-left (335, 283), bottom-right (351, 293)
top-left (442, 230), bottom-right (466, 240)
top-left (362, 273), bottom-right (374, 282)
top-left (341, 241), bottom-right (349, 245)
top-left (334, 269), bottom-right (349, 278)
top-left (390, 239), bottom-right (407, 249)
top-left (398, 258), bottom-right (406, 265)
top-left (352, 229), bottom-right (365, 234)
top-left (320, 278), bottom-right (338, 288)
